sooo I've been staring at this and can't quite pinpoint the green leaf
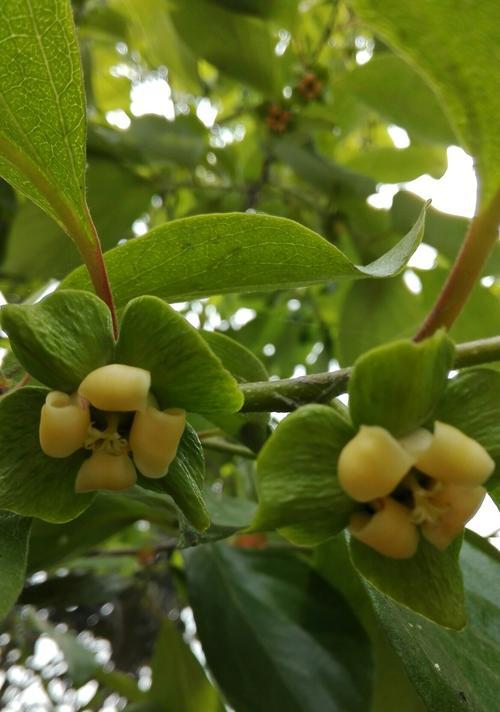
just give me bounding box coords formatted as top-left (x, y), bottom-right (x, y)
top-left (28, 489), bottom-right (178, 572)
top-left (179, 490), bottom-right (257, 547)
top-left (337, 269), bottom-right (500, 367)
top-left (62, 210), bottom-right (427, 307)
top-left (350, 535), bottom-right (465, 630)
top-left (433, 368), bottom-right (500, 490)
top-left (185, 544), bottom-right (372, 712)
top-left (1, 290), bottom-right (115, 392)
top-left (273, 137), bottom-right (377, 198)
top-left (367, 534), bottom-right (500, 709)
top-left (116, 296), bottom-right (243, 415)
top-left (348, 332), bottom-right (455, 437)
top-left (170, 0), bottom-right (286, 95)
top-left (3, 159), bottom-right (153, 282)
top-left (345, 145), bottom-right (447, 183)
top-left (348, 0), bottom-right (500, 202)
top-left (253, 404), bottom-right (357, 544)
top-left (314, 535), bottom-right (428, 712)
top-left (0, 388), bottom-right (93, 522)
top-left (138, 423), bottom-right (210, 532)
top-left (149, 617), bottom-right (222, 712)
top-left (201, 331), bottom-right (269, 450)
top-left (90, 115), bottom-right (207, 171)
top-left (0, 0), bottom-right (96, 248)
top-left (110, 0), bottom-right (199, 90)
top-left (391, 191), bottom-right (500, 275)
top-left (0, 512), bottom-right (31, 621)
top-left (335, 54), bottom-right (456, 145)
top-left (337, 277), bottom-right (421, 366)
top-left (208, 0), bottom-right (298, 24)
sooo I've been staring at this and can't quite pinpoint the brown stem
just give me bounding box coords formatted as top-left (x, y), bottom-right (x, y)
top-left (415, 189), bottom-right (500, 341)
top-left (77, 207), bottom-right (118, 338)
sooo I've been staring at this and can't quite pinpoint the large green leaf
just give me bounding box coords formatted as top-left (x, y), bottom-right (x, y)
top-left (335, 54), bottom-right (456, 145)
top-left (149, 618), bottom-right (222, 712)
top-left (62, 210), bottom-right (427, 306)
top-left (185, 544), bottom-right (372, 712)
top-left (253, 404), bottom-right (357, 544)
top-left (2, 159), bottom-right (153, 282)
top-left (348, 0), bottom-right (500, 202)
top-left (0, 388), bottom-right (93, 522)
top-left (348, 332), bottom-right (455, 437)
top-left (0, 0), bottom-right (97, 248)
top-left (170, 0), bottom-right (286, 95)
top-left (116, 296), bottom-right (243, 414)
top-left (1, 290), bottom-right (115, 392)
top-left (0, 512), bottom-right (31, 620)
top-left (314, 536), bottom-right (428, 712)
top-left (350, 536), bottom-right (465, 630)
top-left (368, 534), bottom-right (500, 710)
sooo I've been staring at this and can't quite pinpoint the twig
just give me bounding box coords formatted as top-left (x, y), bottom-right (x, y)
top-left (239, 335), bottom-right (500, 412)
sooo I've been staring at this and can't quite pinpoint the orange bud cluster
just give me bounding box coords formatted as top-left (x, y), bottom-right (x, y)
top-left (296, 72), bottom-right (323, 101)
top-left (265, 104), bottom-right (291, 134)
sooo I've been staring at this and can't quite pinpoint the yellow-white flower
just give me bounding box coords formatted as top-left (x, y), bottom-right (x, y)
top-left (38, 364), bottom-right (186, 493)
top-left (338, 422), bottom-right (494, 558)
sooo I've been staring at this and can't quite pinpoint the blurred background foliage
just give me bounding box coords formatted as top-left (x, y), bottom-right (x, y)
top-left (0, 0), bottom-right (499, 709)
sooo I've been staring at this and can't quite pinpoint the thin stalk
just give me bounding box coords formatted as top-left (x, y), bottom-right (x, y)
top-left (77, 206), bottom-right (118, 337)
top-left (239, 335), bottom-right (500, 412)
top-left (415, 189), bottom-right (500, 341)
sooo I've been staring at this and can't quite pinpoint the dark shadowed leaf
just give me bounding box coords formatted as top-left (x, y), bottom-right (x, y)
top-left (185, 544), bottom-right (372, 712)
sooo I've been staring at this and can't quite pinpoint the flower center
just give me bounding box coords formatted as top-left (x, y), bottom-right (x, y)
top-left (84, 413), bottom-right (129, 456)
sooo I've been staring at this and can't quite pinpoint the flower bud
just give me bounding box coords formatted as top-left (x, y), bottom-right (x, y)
top-left (338, 425), bottom-right (415, 502)
top-left (414, 421), bottom-right (494, 486)
top-left (79, 364), bottom-right (151, 412)
top-left (349, 497), bottom-right (419, 559)
top-left (39, 391), bottom-right (90, 458)
top-left (129, 406), bottom-right (186, 478)
top-left (74, 450), bottom-right (137, 492)
top-left (399, 428), bottom-right (433, 459)
top-left (421, 484), bottom-right (486, 550)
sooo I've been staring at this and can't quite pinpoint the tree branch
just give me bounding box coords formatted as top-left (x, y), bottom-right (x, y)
top-left (239, 335), bottom-right (500, 412)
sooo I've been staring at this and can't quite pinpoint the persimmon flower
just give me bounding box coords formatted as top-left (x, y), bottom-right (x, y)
top-left (338, 422), bottom-right (494, 559)
top-left (38, 364), bottom-right (186, 494)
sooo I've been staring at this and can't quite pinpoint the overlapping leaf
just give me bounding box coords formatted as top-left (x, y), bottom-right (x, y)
top-left (63, 209), bottom-right (427, 306)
